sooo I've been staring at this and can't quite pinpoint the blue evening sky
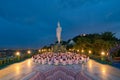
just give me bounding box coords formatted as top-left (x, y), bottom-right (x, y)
top-left (0, 0), bottom-right (120, 48)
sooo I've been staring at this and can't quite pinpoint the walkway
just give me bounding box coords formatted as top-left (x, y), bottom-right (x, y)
top-left (0, 59), bottom-right (120, 80)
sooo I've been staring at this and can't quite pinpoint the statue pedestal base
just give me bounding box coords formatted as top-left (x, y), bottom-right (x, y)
top-left (52, 44), bottom-right (66, 53)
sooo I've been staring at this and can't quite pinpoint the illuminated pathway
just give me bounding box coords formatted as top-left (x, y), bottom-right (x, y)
top-left (85, 60), bottom-right (120, 80)
top-left (0, 59), bottom-right (120, 80)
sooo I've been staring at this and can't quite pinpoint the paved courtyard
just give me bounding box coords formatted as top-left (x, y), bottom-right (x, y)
top-left (0, 58), bottom-right (120, 80)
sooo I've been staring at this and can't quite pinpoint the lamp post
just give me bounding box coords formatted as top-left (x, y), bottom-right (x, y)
top-left (101, 51), bottom-right (105, 56)
top-left (27, 50), bottom-right (31, 58)
top-left (88, 50), bottom-right (92, 54)
top-left (101, 51), bottom-right (105, 61)
top-left (27, 50), bottom-right (31, 54)
top-left (88, 50), bottom-right (92, 57)
top-left (81, 49), bottom-right (84, 53)
top-left (16, 51), bottom-right (20, 61)
top-left (77, 49), bottom-right (79, 53)
top-left (16, 51), bottom-right (20, 56)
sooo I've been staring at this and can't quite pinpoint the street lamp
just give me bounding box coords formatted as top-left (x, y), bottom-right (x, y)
top-left (81, 49), bottom-right (84, 53)
top-left (77, 49), bottom-right (79, 53)
top-left (16, 51), bottom-right (20, 61)
top-left (101, 51), bottom-right (105, 56)
top-left (16, 51), bottom-right (20, 56)
top-left (27, 50), bottom-right (31, 54)
top-left (88, 50), bottom-right (92, 54)
top-left (101, 51), bottom-right (106, 61)
top-left (39, 49), bottom-right (41, 52)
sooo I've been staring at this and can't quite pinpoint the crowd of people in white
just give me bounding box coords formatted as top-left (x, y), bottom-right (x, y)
top-left (32, 52), bottom-right (89, 65)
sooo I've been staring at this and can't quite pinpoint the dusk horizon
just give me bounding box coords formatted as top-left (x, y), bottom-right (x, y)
top-left (0, 31), bottom-right (119, 49)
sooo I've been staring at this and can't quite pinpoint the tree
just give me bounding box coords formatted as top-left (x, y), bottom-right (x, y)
top-left (101, 32), bottom-right (117, 41)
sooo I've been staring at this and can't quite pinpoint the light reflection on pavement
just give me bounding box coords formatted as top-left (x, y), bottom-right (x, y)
top-left (0, 58), bottom-right (120, 80)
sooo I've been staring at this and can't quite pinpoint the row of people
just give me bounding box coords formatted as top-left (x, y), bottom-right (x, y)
top-left (32, 52), bottom-right (89, 65)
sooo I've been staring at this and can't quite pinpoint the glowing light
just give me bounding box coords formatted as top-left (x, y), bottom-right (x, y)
top-left (27, 50), bottom-right (31, 54)
top-left (81, 49), bottom-right (84, 53)
top-left (77, 50), bottom-right (79, 52)
top-left (101, 51), bottom-right (105, 56)
top-left (83, 34), bottom-right (86, 36)
top-left (88, 50), bottom-right (92, 54)
top-left (39, 49), bottom-right (41, 52)
top-left (16, 52), bottom-right (20, 56)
